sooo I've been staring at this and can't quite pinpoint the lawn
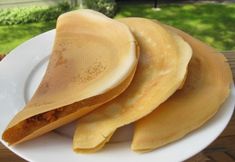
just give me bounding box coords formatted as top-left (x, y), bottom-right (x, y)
top-left (0, 21), bottom-right (56, 54)
top-left (0, 2), bottom-right (235, 54)
top-left (116, 2), bottom-right (235, 51)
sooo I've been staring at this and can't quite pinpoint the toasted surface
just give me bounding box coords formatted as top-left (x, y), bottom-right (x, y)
top-left (2, 9), bottom-right (138, 145)
top-left (73, 18), bottom-right (192, 152)
top-left (131, 25), bottom-right (232, 152)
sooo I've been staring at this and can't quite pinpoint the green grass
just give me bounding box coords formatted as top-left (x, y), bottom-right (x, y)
top-left (0, 3), bottom-right (235, 54)
top-left (116, 3), bottom-right (235, 51)
top-left (0, 21), bottom-right (56, 54)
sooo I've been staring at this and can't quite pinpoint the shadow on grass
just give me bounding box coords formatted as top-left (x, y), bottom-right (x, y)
top-left (0, 21), bottom-right (56, 54)
top-left (116, 3), bottom-right (235, 51)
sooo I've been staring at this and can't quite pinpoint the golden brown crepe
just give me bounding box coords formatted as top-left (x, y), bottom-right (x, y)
top-left (131, 24), bottom-right (232, 152)
top-left (73, 18), bottom-right (192, 153)
top-left (2, 9), bottom-right (138, 145)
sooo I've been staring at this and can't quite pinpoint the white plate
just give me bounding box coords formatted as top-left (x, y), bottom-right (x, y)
top-left (0, 30), bottom-right (234, 162)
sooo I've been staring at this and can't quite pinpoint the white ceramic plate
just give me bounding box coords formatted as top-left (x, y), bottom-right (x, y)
top-left (0, 30), bottom-right (234, 162)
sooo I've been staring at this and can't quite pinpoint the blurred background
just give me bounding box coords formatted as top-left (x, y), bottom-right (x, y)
top-left (0, 0), bottom-right (234, 56)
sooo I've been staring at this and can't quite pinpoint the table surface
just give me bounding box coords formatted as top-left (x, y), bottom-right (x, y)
top-left (0, 52), bottom-right (234, 162)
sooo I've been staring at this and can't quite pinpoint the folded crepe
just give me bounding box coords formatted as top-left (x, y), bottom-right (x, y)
top-left (73, 18), bottom-right (192, 153)
top-left (131, 24), bottom-right (232, 152)
top-left (2, 9), bottom-right (139, 145)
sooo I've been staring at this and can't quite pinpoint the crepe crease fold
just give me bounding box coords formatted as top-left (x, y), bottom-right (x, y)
top-left (2, 9), bottom-right (138, 145)
top-left (73, 18), bottom-right (192, 152)
top-left (131, 25), bottom-right (232, 152)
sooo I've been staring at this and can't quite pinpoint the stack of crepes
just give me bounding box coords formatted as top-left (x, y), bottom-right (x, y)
top-left (2, 9), bottom-right (232, 153)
